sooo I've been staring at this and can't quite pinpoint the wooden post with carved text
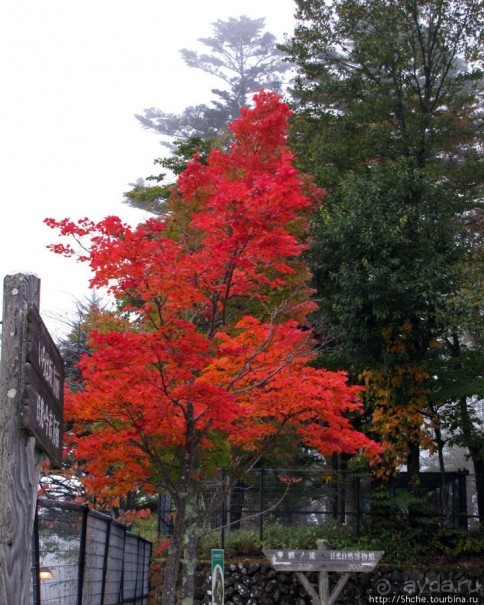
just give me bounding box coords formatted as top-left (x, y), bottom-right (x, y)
top-left (0, 274), bottom-right (63, 605)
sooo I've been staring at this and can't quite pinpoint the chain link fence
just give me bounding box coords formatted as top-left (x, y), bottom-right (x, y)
top-left (31, 499), bottom-right (151, 605)
top-left (172, 469), bottom-right (479, 543)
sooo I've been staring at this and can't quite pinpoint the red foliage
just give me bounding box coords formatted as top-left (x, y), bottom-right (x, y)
top-left (46, 92), bottom-right (380, 502)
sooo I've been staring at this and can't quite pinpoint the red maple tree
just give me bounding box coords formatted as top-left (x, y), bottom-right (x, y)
top-left (46, 92), bottom-right (380, 604)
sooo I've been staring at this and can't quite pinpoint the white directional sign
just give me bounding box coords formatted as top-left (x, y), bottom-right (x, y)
top-left (264, 546), bottom-right (385, 605)
top-left (263, 549), bottom-right (384, 573)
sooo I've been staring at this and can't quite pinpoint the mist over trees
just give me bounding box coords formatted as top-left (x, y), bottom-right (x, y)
top-left (135, 16), bottom-right (290, 147)
top-left (125, 15), bottom-right (291, 216)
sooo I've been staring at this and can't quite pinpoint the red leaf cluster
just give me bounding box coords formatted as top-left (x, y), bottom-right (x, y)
top-left (46, 92), bottom-right (380, 500)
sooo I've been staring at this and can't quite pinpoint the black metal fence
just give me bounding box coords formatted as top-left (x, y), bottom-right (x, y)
top-left (166, 469), bottom-right (479, 543)
top-left (31, 499), bottom-right (152, 605)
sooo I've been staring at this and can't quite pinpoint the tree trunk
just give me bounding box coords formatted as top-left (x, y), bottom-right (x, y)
top-left (161, 479), bottom-right (200, 605)
top-left (434, 424), bottom-right (450, 518)
top-left (161, 511), bottom-right (185, 605)
top-left (406, 442), bottom-right (421, 525)
top-left (181, 517), bottom-right (198, 605)
top-left (468, 446), bottom-right (484, 525)
top-left (406, 441), bottom-right (420, 480)
top-left (161, 399), bottom-right (200, 605)
top-left (458, 396), bottom-right (484, 524)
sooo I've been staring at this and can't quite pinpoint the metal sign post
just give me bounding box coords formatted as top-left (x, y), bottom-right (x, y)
top-left (211, 549), bottom-right (224, 605)
top-left (264, 540), bottom-right (384, 605)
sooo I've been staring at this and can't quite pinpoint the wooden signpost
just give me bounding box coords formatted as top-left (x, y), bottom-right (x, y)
top-left (0, 274), bottom-right (64, 605)
top-left (264, 541), bottom-right (384, 605)
top-left (23, 304), bottom-right (64, 467)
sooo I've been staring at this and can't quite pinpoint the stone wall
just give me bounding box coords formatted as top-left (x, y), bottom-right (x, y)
top-left (192, 560), bottom-right (483, 605)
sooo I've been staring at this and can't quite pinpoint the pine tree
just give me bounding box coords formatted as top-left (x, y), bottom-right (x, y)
top-left (136, 16), bottom-right (289, 147)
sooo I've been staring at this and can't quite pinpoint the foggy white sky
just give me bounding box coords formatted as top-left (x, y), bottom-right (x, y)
top-left (0, 0), bottom-right (296, 338)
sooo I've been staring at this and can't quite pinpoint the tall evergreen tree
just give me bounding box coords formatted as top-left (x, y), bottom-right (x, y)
top-left (283, 0), bottom-right (483, 500)
top-left (136, 16), bottom-right (289, 147)
top-left (126, 16), bottom-right (290, 215)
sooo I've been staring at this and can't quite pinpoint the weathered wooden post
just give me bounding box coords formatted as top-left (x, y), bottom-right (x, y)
top-left (0, 274), bottom-right (64, 605)
top-left (316, 540), bottom-right (330, 605)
